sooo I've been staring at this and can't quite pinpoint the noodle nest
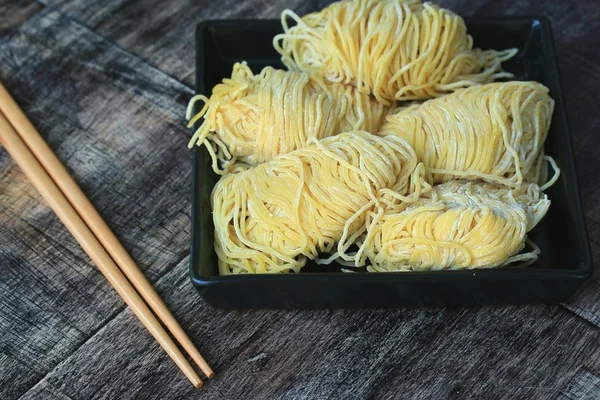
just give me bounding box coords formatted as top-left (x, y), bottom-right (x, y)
top-left (378, 81), bottom-right (556, 188)
top-left (340, 180), bottom-right (550, 271)
top-left (274, 0), bottom-right (517, 105)
top-left (212, 131), bottom-right (423, 274)
top-left (187, 62), bottom-right (387, 174)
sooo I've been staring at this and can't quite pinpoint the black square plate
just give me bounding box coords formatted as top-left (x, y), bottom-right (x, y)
top-left (189, 18), bottom-right (592, 309)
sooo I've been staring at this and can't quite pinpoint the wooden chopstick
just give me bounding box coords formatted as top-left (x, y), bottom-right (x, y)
top-left (0, 112), bottom-right (203, 388)
top-left (0, 82), bottom-right (214, 379)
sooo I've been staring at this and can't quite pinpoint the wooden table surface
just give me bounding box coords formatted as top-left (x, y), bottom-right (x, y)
top-left (1, 1), bottom-right (599, 399)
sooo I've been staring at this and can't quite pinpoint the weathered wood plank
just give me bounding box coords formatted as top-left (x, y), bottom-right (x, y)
top-left (18, 255), bottom-right (600, 400)
top-left (0, 10), bottom-right (195, 399)
top-left (558, 369), bottom-right (600, 400)
top-left (16, 381), bottom-right (74, 400)
top-left (2, 1), bottom-right (600, 399)
top-left (0, 0), bottom-right (43, 35)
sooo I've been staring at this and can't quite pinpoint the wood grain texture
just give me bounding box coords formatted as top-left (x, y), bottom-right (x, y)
top-left (558, 369), bottom-right (600, 400)
top-left (0, 9), bottom-right (194, 399)
top-left (0, 0), bottom-right (43, 34)
top-left (1, 0), bottom-right (600, 399)
top-left (16, 257), bottom-right (600, 400)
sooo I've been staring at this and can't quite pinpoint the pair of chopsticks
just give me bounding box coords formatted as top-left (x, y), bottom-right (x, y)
top-left (0, 82), bottom-right (213, 388)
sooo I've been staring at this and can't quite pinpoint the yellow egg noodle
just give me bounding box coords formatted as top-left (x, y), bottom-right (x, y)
top-left (185, 0), bottom-right (561, 275)
top-left (212, 132), bottom-right (425, 274)
top-left (337, 180), bottom-right (550, 272)
top-left (273, 0), bottom-right (517, 105)
top-left (378, 81), bottom-right (557, 188)
top-left (186, 62), bottom-right (387, 174)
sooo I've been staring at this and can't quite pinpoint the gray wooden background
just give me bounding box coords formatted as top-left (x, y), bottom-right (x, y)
top-left (1, 0), bottom-right (599, 399)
